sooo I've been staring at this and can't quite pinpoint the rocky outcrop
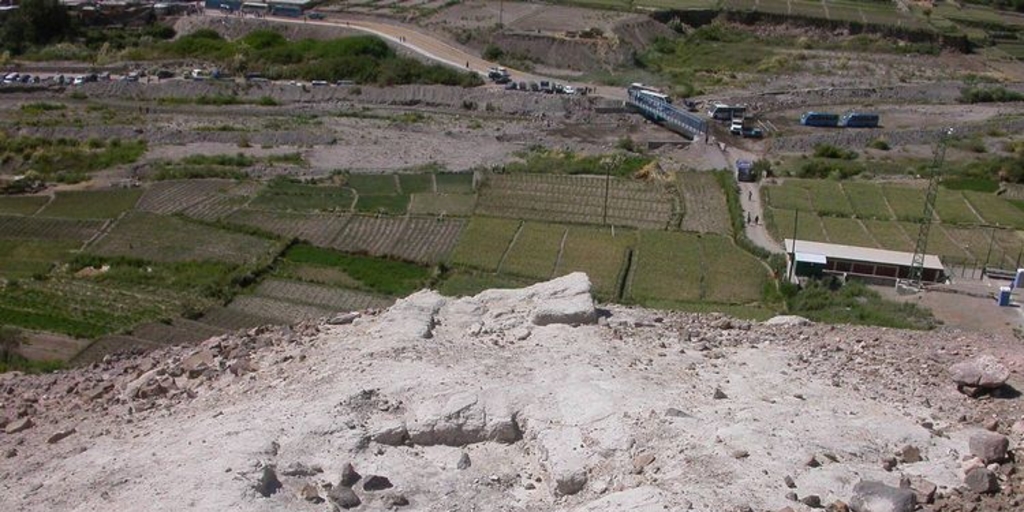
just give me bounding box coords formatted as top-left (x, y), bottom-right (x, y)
top-left (949, 354), bottom-right (1010, 390)
top-left (849, 480), bottom-right (915, 512)
top-left (374, 391), bottom-right (521, 447)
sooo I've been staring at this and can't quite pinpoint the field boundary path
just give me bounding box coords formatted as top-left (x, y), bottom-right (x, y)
top-left (203, 11), bottom-right (623, 100)
top-left (739, 180), bottom-right (784, 253)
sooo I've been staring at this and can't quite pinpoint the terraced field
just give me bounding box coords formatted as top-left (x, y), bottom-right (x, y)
top-left (677, 172), bottom-right (729, 233)
top-left (476, 174), bottom-right (675, 230)
top-left (136, 179), bottom-right (238, 215)
top-left (226, 209), bottom-right (351, 246)
top-left (38, 189), bottom-right (142, 219)
top-left (0, 214), bottom-right (106, 242)
top-left (555, 226), bottom-right (634, 299)
top-left (89, 212), bottom-right (279, 264)
top-left (500, 222), bottom-right (567, 279)
top-left (449, 217), bottom-right (522, 271)
top-left (331, 215), bottom-right (463, 264)
top-left (765, 179), bottom-right (1024, 268)
top-left (0, 195), bottom-right (49, 215)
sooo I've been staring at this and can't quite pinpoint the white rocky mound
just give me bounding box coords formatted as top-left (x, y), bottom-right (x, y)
top-left (1, 273), bottom-right (1022, 511)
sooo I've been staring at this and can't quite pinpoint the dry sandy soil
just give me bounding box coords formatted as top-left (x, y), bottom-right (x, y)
top-left (2, 274), bottom-right (1024, 511)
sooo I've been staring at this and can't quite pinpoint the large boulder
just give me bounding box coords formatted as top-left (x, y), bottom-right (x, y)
top-left (949, 355), bottom-right (1010, 389)
top-left (537, 426), bottom-right (589, 496)
top-left (374, 290), bottom-right (446, 340)
top-left (969, 430), bottom-right (1010, 463)
top-left (849, 480), bottom-right (915, 512)
top-left (964, 467), bottom-right (999, 494)
top-left (401, 391), bottom-right (520, 447)
top-left (471, 272), bottom-right (597, 328)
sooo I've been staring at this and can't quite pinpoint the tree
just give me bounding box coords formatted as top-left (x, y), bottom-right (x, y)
top-left (0, 326), bottom-right (25, 364)
top-left (0, 0), bottom-right (75, 54)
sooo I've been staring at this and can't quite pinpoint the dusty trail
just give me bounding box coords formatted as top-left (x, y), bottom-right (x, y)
top-left (203, 11), bottom-right (625, 100)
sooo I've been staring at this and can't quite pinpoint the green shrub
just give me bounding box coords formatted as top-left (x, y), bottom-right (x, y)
top-left (483, 44), bottom-right (504, 61)
top-left (813, 143), bottom-right (858, 160)
top-left (868, 138), bottom-right (890, 151)
top-left (960, 86), bottom-right (1024, 104)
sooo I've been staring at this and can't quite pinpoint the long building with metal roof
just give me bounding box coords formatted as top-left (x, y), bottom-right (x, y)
top-left (785, 239), bottom-right (945, 284)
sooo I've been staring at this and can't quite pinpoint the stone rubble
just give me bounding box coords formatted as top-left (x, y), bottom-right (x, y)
top-left (0, 274), bottom-right (1022, 511)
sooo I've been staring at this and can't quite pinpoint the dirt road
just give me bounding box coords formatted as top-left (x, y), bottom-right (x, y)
top-left (204, 11), bottom-right (624, 100)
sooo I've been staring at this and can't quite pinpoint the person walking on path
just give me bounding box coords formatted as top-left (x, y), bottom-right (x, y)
top-left (755, 215), bottom-right (759, 225)
top-left (746, 212), bottom-right (751, 225)
top-left (748, 190), bottom-right (752, 201)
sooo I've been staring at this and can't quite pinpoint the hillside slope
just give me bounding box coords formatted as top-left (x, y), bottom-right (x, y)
top-left (1, 273), bottom-right (1023, 511)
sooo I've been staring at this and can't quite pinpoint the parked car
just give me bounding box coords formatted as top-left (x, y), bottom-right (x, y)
top-left (308, 11), bottom-right (325, 19)
top-left (156, 69), bottom-right (174, 79)
top-left (736, 160), bottom-right (756, 182)
top-left (504, 81), bottom-right (517, 90)
top-left (563, 85), bottom-right (576, 95)
top-left (730, 119), bottom-right (744, 135)
top-left (741, 127), bottom-right (764, 139)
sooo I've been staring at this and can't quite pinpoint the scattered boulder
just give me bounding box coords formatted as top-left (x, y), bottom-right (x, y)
top-left (5, 417), bottom-right (33, 434)
top-left (327, 312), bottom-right (360, 325)
top-left (784, 475), bottom-right (796, 488)
top-left (46, 427), bottom-right (76, 444)
top-left (254, 466), bottom-right (282, 498)
top-left (404, 392), bottom-right (520, 447)
top-left (339, 462), bottom-right (361, 487)
top-left (964, 467), bottom-right (999, 494)
top-left (538, 426), bottom-right (589, 496)
top-left (374, 290), bottom-right (446, 340)
top-left (328, 485), bottom-right (361, 509)
top-left (898, 445), bottom-right (921, 463)
top-left (457, 452), bottom-right (472, 470)
top-left (362, 474), bottom-right (393, 491)
top-left (905, 477), bottom-right (936, 505)
top-left (801, 495), bottom-right (822, 508)
top-left (827, 501), bottom-right (850, 512)
top-left (382, 492), bottom-right (409, 507)
top-left (713, 388), bottom-right (728, 400)
top-left (968, 430), bottom-right (1009, 463)
top-left (281, 462), bottom-right (323, 477)
top-left (763, 315), bottom-right (811, 326)
top-left (181, 350), bottom-right (216, 378)
top-left (848, 480), bottom-right (915, 512)
top-left (4, 448), bottom-right (16, 458)
top-left (372, 422), bottom-right (409, 446)
top-left (632, 453), bottom-right (655, 474)
top-left (949, 355), bottom-right (1009, 392)
top-left (300, 483), bottom-right (324, 503)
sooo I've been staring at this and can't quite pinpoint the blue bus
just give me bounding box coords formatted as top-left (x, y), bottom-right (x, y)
top-left (800, 112), bottom-right (839, 127)
top-left (839, 112), bottom-right (880, 128)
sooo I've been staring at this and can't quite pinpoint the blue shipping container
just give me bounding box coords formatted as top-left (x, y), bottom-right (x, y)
top-left (800, 112), bottom-right (839, 127)
top-left (840, 112), bottom-right (880, 128)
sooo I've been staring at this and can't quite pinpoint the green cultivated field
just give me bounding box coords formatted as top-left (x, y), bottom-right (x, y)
top-left (630, 231), bottom-right (703, 304)
top-left (843, 182), bottom-right (892, 220)
top-left (435, 173), bottom-right (474, 194)
top-left (555, 226), bottom-right (634, 299)
top-left (449, 217), bottom-right (521, 271)
top-left (249, 180), bottom-right (355, 213)
top-left (408, 193), bottom-right (476, 216)
top-left (0, 195), bottom-right (48, 215)
top-left (39, 189), bottom-right (143, 219)
top-left (0, 239), bottom-right (80, 278)
top-left (501, 222), bottom-right (567, 279)
top-left (89, 212), bottom-right (279, 264)
top-left (964, 191), bottom-right (1024, 229)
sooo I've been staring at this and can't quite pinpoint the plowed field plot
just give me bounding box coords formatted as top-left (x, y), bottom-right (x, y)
top-left (136, 180), bottom-right (237, 215)
top-left (765, 183), bottom-right (812, 212)
top-left (226, 209), bottom-right (350, 246)
top-left (629, 231), bottom-right (703, 304)
top-left (554, 226), bottom-right (634, 299)
top-left (964, 191), bottom-right (1024, 229)
top-left (71, 335), bottom-right (162, 366)
top-left (90, 212), bottom-right (279, 264)
top-left (249, 181), bottom-right (354, 213)
top-left (355, 194), bottom-right (410, 214)
top-left (0, 239), bottom-right (80, 278)
top-left (677, 172), bottom-right (729, 234)
top-left (802, 181), bottom-right (854, 218)
top-left (436, 173), bottom-right (474, 194)
top-left (943, 226), bottom-right (1019, 267)
top-left (767, 209), bottom-right (828, 243)
top-left (408, 193), bottom-right (476, 216)
top-left (821, 217), bottom-right (875, 248)
top-left (0, 215), bottom-right (105, 242)
top-left (331, 215), bottom-right (463, 264)
top-left (449, 217), bottom-right (521, 271)
top-left (346, 174), bottom-right (398, 195)
top-left (256, 278), bottom-right (393, 312)
top-left (199, 306), bottom-right (277, 331)
top-left (226, 295), bottom-right (334, 324)
top-left (181, 194), bottom-right (248, 221)
top-left (39, 189), bottom-right (142, 219)
top-left (128, 319), bottom-right (226, 347)
top-left (501, 222), bottom-right (567, 279)
top-left (935, 189), bottom-right (983, 225)
top-left (0, 195), bottom-right (47, 215)
top-left (882, 186), bottom-right (928, 222)
top-left (863, 220), bottom-right (914, 252)
top-left (0, 278), bottom-right (193, 338)
top-left (842, 183), bottom-right (893, 221)
top-left (398, 173), bottom-right (433, 194)
top-left (700, 235), bottom-right (767, 304)
top-left (476, 174), bottom-right (674, 230)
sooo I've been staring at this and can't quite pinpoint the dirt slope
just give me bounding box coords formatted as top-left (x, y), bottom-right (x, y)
top-left (1, 274), bottom-right (1023, 511)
